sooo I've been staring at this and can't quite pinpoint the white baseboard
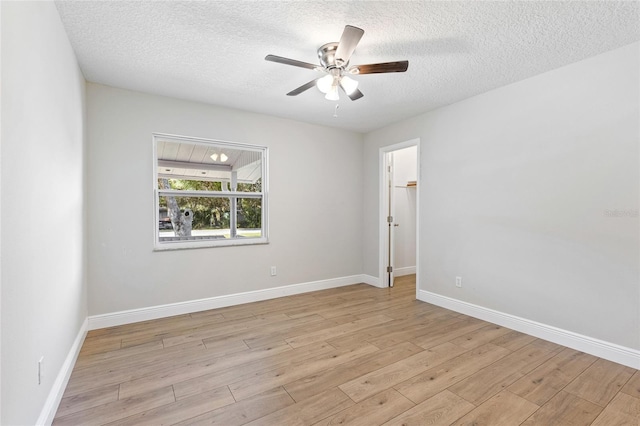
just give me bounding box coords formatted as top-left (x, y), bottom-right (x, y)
top-left (361, 270), bottom-right (415, 288)
top-left (361, 274), bottom-right (382, 288)
top-left (395, 266), bottom-right (416, 277)
top-left (418, 290), bottom-right (640, 370)
top-left (89, 275), bottom-right (370, 330)
top-left (37, 318), bottom-right (88, 426)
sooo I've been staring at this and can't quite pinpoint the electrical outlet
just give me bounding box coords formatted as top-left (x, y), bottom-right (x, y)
top-left (38, 356), bottom-right (44, 385)
top-left (455, 276), bottom-right (462, 288)
top-left (270, 266), bottom-right (277, 276)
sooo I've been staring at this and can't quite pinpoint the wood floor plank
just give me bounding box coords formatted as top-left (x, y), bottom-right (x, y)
top-left (340, 342), bottom-right (469, 403)
top-left (410, 316), bottom-right (489, 349)
top-left (450, 390), bottom-right (539, 426)
top-left (206, 293), bottom-right (316, 319)
top-left (161, 313), bottom-right (296, 348)
top-left (244, 388), bottom-right (354, 426)
top-left (284, 341), bottom-right (424, 403)
top-left (55, 384), bottom-right (120, 419)
top-left (488, 329), bottom-right (537, 351)
top-left (242, 314), bottom-right (355, 350)
top-left (79, 340), bottom-right (206, 375)
top-left (64, 340), bottom-right (208, 396)
top-left (590, 391), bottom-right (640, 426)
top-left (382, 302), bottom-right (456, 322)
top-left (284, 297), bottom-right (377, 319)
top-left (172, 341), bottom-right (335, 400)
top-left (564, 357), bottom-right (636, 406)
top-left (449, 324), bottom-right (511, 349)
top-left (285, 314), bottom-right (394, 348)
top-left (332, 310), bottom-right (456, 349)
top-left (105, 386), bottom-right (235, 425)
top-left (376, 299), bottom-right (434, 315)
top-left (325, 316), bottom-right (429, 350)
top-left (172, 387), bottom-right (295, 426)
top-left (621, 370), bottom-right (640, 399)
top-left (448, 339), bottom-right (563, 405)
top-left (191, 307), bottom-right (244, 320)
top-left (90, 313), bottom-right (227, 349)
top-left (228, 342), bottom-right (379, 401)
top-left (115, 313), bottom-right (225, 340)
top-left (118, 340), bottom-right (294, 399)
top-left (65, 341), bottom-right (223, 397)
top-left (78, 338), bottom-right (122, 356)
top-left (520, 391), bottom-right (602, 426)
top-left (365, 315), bottom-right (465, 350)
top-left (195, 313), bottom-right (328, 348)
top-left (201, 335), bottom-right (249, 354)
top-left (508, 347), bottom-right (598, 405)
top-left (86, 313), bottom-right (196, 339)
top-left (393, 343), bottom-right (511, 404)
top-left (311, 284), bottom-right (378, 301)
top-left (52, 387), bottom-right (175, 426)
top-left (314, 389), bottom-right (414, 426)
top-left (382, 390), bottom-right (474, 426)
top-left (320, 297), bottom-right (424, 320)
top-left (74, 341), bottom-right (165, 370)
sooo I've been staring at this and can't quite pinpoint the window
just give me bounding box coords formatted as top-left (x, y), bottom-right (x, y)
top-left (153, 133), bottom-right (268, 249)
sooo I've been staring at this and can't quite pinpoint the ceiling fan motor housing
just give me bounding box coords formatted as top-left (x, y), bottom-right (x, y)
top-left (318, 42), bottom-right (348, 69)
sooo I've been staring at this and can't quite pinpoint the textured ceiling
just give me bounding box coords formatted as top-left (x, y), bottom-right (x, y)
top-left (55, 1), bottom-right (640, 133)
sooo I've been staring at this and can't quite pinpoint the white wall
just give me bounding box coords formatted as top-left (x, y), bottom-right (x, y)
top-left (364, 42), bottom-right (640, 351)
top-left (393, 146), bottom-right (417, 274)
top-left (86, 84), bottom-right (363, 316)
top-left (1, 2), bottom-right (87, 425)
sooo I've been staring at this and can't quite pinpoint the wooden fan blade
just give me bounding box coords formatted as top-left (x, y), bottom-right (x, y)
top-left (334, 25), bottom-right (364, 66)
top-left (340, 83), bottom-right (364, 101)
top-left (350, 60), bottom-right (409, 74)
top-left (265, 54), bottom-right (318, 70)
top-left (286, 79), bottom-right (319, 96)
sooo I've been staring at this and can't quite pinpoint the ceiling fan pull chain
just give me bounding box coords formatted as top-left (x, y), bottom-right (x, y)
top-left (333, 104), bottom-right (340, 118)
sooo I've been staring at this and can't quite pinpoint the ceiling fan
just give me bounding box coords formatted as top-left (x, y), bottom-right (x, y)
top-left (265, 25), bottom-right (409, 101)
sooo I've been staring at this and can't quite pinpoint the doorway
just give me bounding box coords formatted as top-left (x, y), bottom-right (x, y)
top-left (379, 139), bottom-right (419, 291)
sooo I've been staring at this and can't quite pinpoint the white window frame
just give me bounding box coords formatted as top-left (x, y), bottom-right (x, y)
top-left (152, 133), bottom-right (269, 250)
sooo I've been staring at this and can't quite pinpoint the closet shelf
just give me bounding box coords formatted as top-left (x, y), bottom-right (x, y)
top-left (394, 181), bottom-right (417, 188)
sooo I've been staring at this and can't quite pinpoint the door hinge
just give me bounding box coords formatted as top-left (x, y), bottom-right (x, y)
top-left (387, 215), bottom-right (393, 223)
top-left (387, 266), bottom-right (393, 273)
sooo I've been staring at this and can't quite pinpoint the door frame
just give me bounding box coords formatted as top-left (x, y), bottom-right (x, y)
top-left (384, 151), bottom-right (396, 287)
top-left (378, 138), bottom-right (420, 294)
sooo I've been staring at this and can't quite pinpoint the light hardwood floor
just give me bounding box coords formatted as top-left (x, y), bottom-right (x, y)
top-left (54, 275), bottom-right (640, 425)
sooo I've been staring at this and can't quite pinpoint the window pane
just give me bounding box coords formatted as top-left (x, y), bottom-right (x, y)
top-left (237, 197), bottom-right (262, 238)
top-left (157, 140), bottom-right (262, 192)
top-left (158, 196), bottom-right (231, 241)
top-left (236, 177), bottom-right (262, 193)
top-left (158, 178), bottom-right (222, 191)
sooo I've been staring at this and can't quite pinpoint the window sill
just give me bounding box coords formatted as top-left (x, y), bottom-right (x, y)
top-left (153, 236), bottom-right (269, 251)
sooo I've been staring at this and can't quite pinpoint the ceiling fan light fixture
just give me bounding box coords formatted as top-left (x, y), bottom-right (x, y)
top-left (340, 75), bottom-right (359, 95)
top-left (325, 85), bottom-right (339, 101)
top-left (316, 74), bottom-right (334, 94)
